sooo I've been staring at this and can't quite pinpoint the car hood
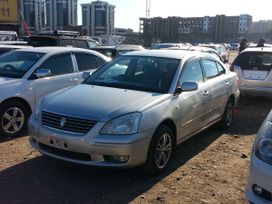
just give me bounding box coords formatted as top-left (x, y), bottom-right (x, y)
top-left (43, 84), bottom-right (171, 121)
top-left (0, 77), bottom-right (21, 86)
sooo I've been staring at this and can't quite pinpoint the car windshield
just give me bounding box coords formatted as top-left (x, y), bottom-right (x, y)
top-left (0, 51), bottom-right (44, 78)
top-left (84, 56), bottom-right (180, 93)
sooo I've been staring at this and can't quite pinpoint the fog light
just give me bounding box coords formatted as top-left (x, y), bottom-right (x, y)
top-left (253, 185), bottom-right (263, 195)
top-left (104, 155), bottom-right (129, 163)
top-left (252, 184), bottom-right (272, 201)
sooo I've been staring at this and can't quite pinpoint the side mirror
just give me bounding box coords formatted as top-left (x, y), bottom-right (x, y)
top-left (181, 81), bottom-right (198, 92)
top-left (35, 69), bottom-right (51, 78)
top-left (82, 71), bottom-right (91, 80)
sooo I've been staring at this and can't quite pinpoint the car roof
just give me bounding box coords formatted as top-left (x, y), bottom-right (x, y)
top-left (0, 44), bottom-right (31, 49)
top-left (14, 46), bottom-right (96, 54)
top-left (123, 49), bottom-right (208, 60)
top-left (242, 47), bottom-right (272, 53)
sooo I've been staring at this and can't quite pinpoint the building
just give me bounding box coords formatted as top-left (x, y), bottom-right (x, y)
top-left (82, 1), bottom-right (115, 36)
top-left (140, 14), bottom-right (252, 46)
top-left (45, 0), bottom-right (78, 31)
top-left (20, 0), bottom-right (77, 33)
top-left (20, 0), bottom-right (46, 33)
top-left (247, 20), bottom-right (272, 42)
top-left (0, 0), bottom-right (20, 34)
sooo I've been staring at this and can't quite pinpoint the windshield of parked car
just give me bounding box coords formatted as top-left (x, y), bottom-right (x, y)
top-left (84, 56), bottom-right (180, 93)
top-left (0, 51), bottom-right (44, 78)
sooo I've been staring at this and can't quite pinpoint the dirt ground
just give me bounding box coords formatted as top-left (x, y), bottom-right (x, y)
top-left (0, 97), bottom-right (271, 204)
top-left (0, 52), bottom-right (272, 204)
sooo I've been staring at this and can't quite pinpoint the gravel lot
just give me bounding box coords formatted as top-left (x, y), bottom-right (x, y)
top-left (0, 96), bottom-right (271, 204)
top-left (0, 51), bottom-right (271, 204)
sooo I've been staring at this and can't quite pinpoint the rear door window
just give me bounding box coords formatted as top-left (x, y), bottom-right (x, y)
top-left (202, 59), bottom-right (219, 79)
top-left (234, 52), bottom-right (272, 71)
top-left (59, 39), bottom-right (74, 47)
top-left (74, 53), bottom-right (98, 71)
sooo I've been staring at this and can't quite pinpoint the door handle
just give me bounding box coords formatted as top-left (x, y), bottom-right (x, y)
top-left (225, 81), bottom-right (231, 86)
top-left (68, 79), bottom-right (74, 83)
top-left (73, 78), bottom-right (79, 82)
top-left (203, 90), bottom-right (209, 96)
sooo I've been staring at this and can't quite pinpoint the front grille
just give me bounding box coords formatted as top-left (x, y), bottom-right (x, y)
top-left (42, 111), bottom-right (96, 134)
top-left (38, 143), bottom-right (91, 161)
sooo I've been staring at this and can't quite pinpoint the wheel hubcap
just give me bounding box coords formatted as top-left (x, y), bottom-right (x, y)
top-left (225, 102), bottom-right (233, 126)
top-left (1, 107), bottom-right (25, 134)
top-left (155, 133), bottom-right (172, 169)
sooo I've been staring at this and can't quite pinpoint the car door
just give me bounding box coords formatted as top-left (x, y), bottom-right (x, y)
top-left (201, 58), bottom-right (230, 123)
top-left (73, 52), bottom-right (104, 84)
top-left (31, 53), bottom-right (77, 105)
top-left (177, 58), bottom-right (211, 140)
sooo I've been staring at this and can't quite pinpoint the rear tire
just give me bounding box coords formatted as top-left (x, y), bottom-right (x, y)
top-left (219, 99), bottom-right (234, 129)
top-left (0, 101), bottom-right (29, 138)
top-left (142, 125), bottom-right (174, 175)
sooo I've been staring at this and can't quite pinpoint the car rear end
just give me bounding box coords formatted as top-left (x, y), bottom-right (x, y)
top-left (231, 48), bottom-right (272, 97)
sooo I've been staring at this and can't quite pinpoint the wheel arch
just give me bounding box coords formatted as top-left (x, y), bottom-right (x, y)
top-left (157, 119), bottom-right (177, 146)
top-left (0, 97), bottom-right (32, 116)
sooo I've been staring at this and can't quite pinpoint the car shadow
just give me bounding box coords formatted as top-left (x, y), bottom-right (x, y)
top-left (0, 127), bottom-right (223, 204)
top-left (0, 96), bottom-right (270, 203)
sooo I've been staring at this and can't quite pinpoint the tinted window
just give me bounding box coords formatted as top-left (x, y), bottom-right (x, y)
top-left (75, 53), bottom-right (98, 71)
top-left (39, 54), bottom-right (73, 76)
top-left (75, 40), bottom-right (88, 49)
top-left (96, 57), bottom-right (106, 67)
top-left (60, 39), bottom-right (73, 46)
top-left (234, 52), bottom-right (272, 71)
top-left (0, 51), bottom-right (44, 78)
top-left (180, 60), bottom-right (203, 84)
top-left (202, 59), bottom-right (219, 79)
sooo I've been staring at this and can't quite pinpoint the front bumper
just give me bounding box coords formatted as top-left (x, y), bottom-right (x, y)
top-left (28, 116), bottom-right (152, 168)
top-left (246, 154), bottom-right (272, 203)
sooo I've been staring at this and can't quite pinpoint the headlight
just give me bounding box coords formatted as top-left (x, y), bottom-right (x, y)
top-left (33, 98), bottom-right (44, 120)
top-left (100, 112), bottom-right (142, 135)
top-left (256, 121), bottom-right (272, 165)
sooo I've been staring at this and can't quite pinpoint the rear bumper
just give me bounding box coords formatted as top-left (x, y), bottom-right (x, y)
top-left (239, 85), bottom-right (272, 98)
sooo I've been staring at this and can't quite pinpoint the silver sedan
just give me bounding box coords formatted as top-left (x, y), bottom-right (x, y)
top-left (29, 50), bottom-right (240, 174)
top-left (246, 110), bottom-right (272, 203)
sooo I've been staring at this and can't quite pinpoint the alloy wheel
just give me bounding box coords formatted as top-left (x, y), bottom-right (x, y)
top-left (1, 107), bottom-right (25, 134)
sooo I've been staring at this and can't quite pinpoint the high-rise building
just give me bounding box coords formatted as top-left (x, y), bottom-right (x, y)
top-left (82, 1), bottom-right (115, 36)
top-left (20, 0), bottom-right (46, 33)
top-left (140, 14), bottom-right (252, 46)
top-left (45, 0), bottom-right (78, 30)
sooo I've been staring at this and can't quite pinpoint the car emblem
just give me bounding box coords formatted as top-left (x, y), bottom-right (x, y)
top-left (60, 118), bottom-right (66, 128)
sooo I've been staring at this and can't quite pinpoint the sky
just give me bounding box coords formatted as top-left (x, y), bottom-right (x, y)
top-left (78, 0), bottom-right (271, 31)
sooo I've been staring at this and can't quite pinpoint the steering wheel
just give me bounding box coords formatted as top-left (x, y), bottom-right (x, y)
top-left (4, 64), bottom-right (16, 71)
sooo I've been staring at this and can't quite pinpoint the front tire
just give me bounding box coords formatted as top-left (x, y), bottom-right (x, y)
top-left (143, 125), bottom-right (174, 175)
top-left (0, 101), bottom-right (29, 138)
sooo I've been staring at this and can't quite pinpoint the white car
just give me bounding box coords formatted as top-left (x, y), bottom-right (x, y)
top-left (246, 110), bottom-right (272, 203)
top-left (0, 47), bottom-right (110, 137)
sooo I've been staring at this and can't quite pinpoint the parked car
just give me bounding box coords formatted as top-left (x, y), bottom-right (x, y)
top-left (27, 30), bottom-right (99, 49)
top-left (151, 43), bottom-right (188, 50)
top-left (28, 50), bottom-right (240, 174)
top-left (91, 44), bottom-right (145, 58)
top-left (0, 44), bottom-right (32, 56)
top-left (0, 47), bottom-right (110, 137)
top-left (229, 43), bottom-right (240, 51)
top-left (230, 47), bottom-right (272, 97)
top-left (188, 46), bottom-right (228, 63)
top-left (246, 110), bottom-right (272, 203)
top-left (202, 44), bottom-right (229, 62)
